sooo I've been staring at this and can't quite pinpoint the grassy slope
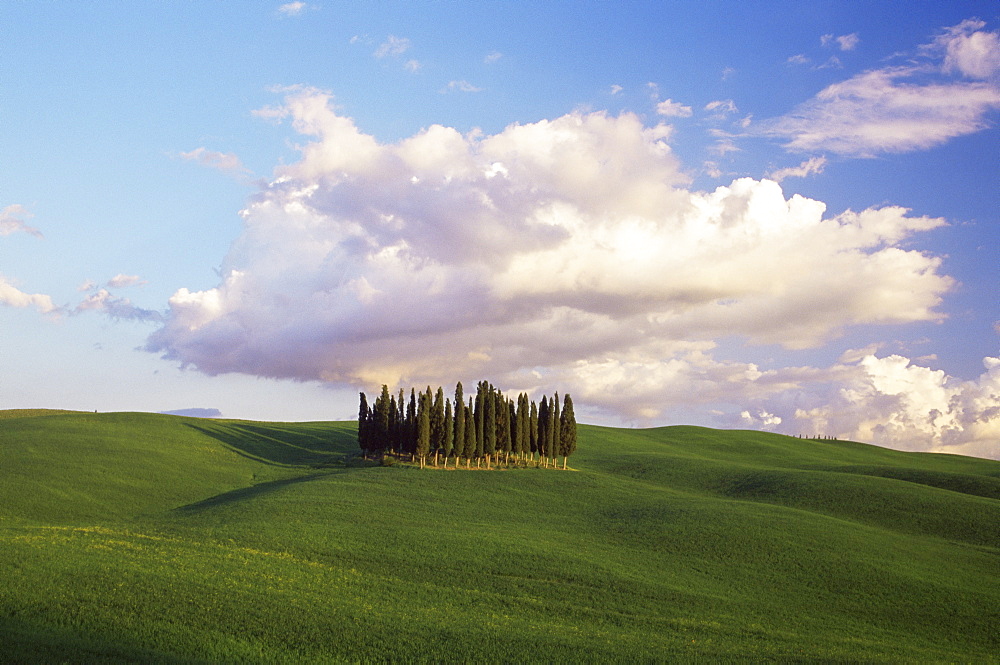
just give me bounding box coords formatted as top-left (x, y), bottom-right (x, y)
top-left (1, 412), bottom-right (998, 662)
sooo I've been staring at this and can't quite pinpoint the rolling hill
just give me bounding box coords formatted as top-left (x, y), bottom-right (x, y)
top-left (1, 411), bottom-right (998, 662)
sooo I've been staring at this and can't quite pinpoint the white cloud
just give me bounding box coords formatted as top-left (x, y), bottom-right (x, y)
top-left (0, 204), bottom-right (42, 238)
top-left (784, 353), bottom-right (1000, 459)
top-left (768, 156), bottom-right (827, 183)
top-left (179, 148), bottom-right (248, 174)
top-left (610, 84), bottom-right (623, 95)
top-left (147, 88), bottom-right (953, 438)
top-left (442, 80), bottom-right (483, 93)
top-left (822, 33), bottom-right (859, 51)
top-left (484, 51), bottom-right (502, 64)
top-left (277, 2), bottom-right (308, 16)
top-left (787, 54), bottom-right (810, 66)
top-left (764, 20), bottom-right (1000, 157)
top-left (656, 98), bottom-right (693, 118)
top-left (76, 289), bottom-right (162, 322)
top-left (404, 59), bottom-right (421, 72)
top-left (705, 99), bottom-right (738, 114)
top-left (927, 19), bottom-right (1000, 80)
top-left (375, 35), bottom-right (411, 59)
top-left (106, 273), bottom-right (147, 288)
top-left (0, 276), bottom-right (57, 314)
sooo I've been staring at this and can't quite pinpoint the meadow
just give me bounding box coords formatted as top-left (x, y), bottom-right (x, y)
top-left (1, 409), bottom-right (998, 662)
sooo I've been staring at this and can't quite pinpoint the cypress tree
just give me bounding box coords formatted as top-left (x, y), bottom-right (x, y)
top-left (510, 398), bottom-right (521, 461)
top-left (529, 399), bottom-right (538, 461)
top-left (537, 396), bottom-right (549, 467)
top-left (416, 389), bottom-right (431, 468)
top-left (498, 393), bottom-right (512, 465)
top-left (407, 388), bottom-right (418, 459)
top-left (551, 393), bottom-right (561, 467)
top-left (442, 398), bottom-right (453, 463)
top-left (483, 384), bottom-right (496, 466)
top-left (559, 393), bottom-right (577, 469)
top-left (454, 382), bottom-right (465, 467)
top-left (464, 397), bottom-right (476, 467)
top-left (388, 394), bottom-right (398, 456)
top-left (474, 387), bottom-right (485, 465)
top-left (431, 386), bottom-right (445, 466)
top-left (358, 392), bottom-right (371, 458)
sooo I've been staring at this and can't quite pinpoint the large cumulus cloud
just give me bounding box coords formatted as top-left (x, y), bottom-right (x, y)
top-left (144, 87), bottom-right (993, 454)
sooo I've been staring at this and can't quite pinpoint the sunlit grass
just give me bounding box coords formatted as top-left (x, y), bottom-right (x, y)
top-left (1, 411), bottom-right (998, 661)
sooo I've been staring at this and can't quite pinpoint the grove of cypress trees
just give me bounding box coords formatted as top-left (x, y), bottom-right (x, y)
top-left (551, 393), bottom-right (561, 467)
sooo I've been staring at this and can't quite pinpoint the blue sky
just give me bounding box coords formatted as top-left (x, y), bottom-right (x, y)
top-left (1, 1), bottom-right (998, 458)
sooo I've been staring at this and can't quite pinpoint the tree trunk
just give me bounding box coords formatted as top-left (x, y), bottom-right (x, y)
top-left (563, 456), bottom-right (567, 470)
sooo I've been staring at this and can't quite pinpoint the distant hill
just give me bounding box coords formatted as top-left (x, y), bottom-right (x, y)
top-left (1, 411), bottom-right (997, 662)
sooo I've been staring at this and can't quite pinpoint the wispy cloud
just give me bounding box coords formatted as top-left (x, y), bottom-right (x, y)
top-left (0, 204), bottom-right (43, 238)
top-left (761, 20), bottom-right (1000, 157)
top-left (106, 273), bottom-right (147, 288)
top-left (277, 2), bottom-right (309, 17)
top-left (76, 289), bottom-right (162, 322)
top-left (375, 35), bottom-right (411, 58)
top-left (179, 148), bottom-right (249, 174)
top-left (768, 156), bottom-right (827, 182)
top-left (656, 98), bottom-right (693, 118)
top-left (484, 51), bottom-right (502, 64)
top-left (442, 80), bottom-right (483, 93)
top-left (822, 32), bottom-right (860, 51)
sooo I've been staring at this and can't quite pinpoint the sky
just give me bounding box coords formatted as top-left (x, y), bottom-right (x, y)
top-left (1, 1), bottom-right (998, 459)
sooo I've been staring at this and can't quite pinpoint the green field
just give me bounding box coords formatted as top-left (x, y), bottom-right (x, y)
top-left (1, 410), bottom-right (998, 662)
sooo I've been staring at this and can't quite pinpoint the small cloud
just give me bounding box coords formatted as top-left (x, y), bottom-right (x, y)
top-left (705, 99), bottom-right (738, 114)
top-left (179, 148), bottom-right (248, 174)
top-left (837, 33), bottom-right (860, 51)
top-left (609, 84), bottom-right (623, 95)
top-left (404, 59), bottom-right (421, 72)
top-left (817, 56), bottom-right (843, 69)
top-left (160, 408), bottom-right (223, 418)
top-left (375, 35), bottom-right (411, 59)
top-left (442, 80), bottom-right (483, 93)
top-left (484, 51), bottom-right (502, 64)
top-left (0, 276), bottom-right (58, 315)
top-left (277, 2), bottom-right (308, 16)
top-left (721, 67), bottom-right (736, 80)
top-left (75, 289), bottom-right (163, 322)
top-left (787, 54), bottom-right (810, 66)
top-left (0, 204), bottom-right (43, 238)
top-left (822, 32), bottom-right (860, 51)
top-left (767, 156), bottom-right (828, 183)
top-left (993, 320), bottom-right (1000, 336)
top-left (656, 98), bottom-right (693, 118)
top-left (106, 273), bottom-right (147, 288)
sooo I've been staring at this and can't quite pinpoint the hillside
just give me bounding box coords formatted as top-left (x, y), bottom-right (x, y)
top-left (1, 411), bottom-right (998, 662)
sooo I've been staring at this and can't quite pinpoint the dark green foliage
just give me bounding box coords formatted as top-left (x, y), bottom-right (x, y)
top-left (559, 393), bottom-right (577, 467)
top-left (442, 399), bottom-right (453, 460)
top-left (463, 398), bottom-right (476, 460)
top-left (416, 390), bottom-right (431, 464)
top-left (357, 392), bottom-right (371, 456)
top-left (454, 383), bottom-right (465, 461)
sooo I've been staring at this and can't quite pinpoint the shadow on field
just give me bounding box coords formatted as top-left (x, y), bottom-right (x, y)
top-left (186, 422), bottom-right (355, 467)
top-left (174, 472), bottom-right (343, 513)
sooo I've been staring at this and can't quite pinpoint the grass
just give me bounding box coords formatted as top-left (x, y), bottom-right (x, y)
top-left (1, 411), bottom-right (998, 662)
